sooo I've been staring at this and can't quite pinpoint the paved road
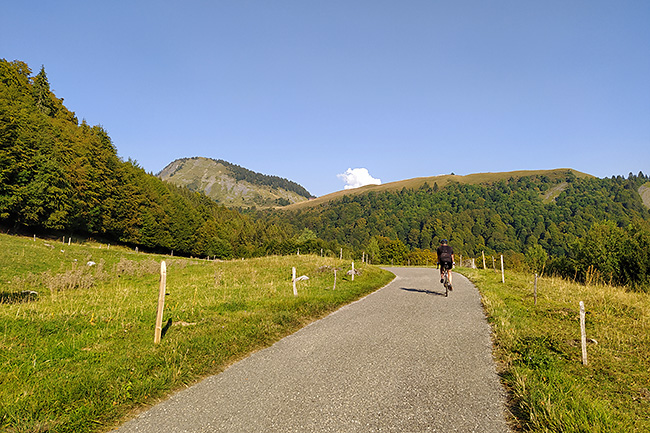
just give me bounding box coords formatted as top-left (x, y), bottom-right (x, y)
top-left (113, 267), bottom-right (510, 433)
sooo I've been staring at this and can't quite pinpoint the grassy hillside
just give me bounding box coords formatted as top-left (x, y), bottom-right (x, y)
top-left (158, 157), bottom-right (311, 208)
top-left (462, 267), bottom-right (650, 432)
top-left (0, 233), bottom-right (393, 433)
top-left (287, 168), bottom-right (593, 210)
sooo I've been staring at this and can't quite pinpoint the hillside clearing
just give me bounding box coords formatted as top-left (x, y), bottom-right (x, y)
top-left (639, 182), bottom-right (650, 208)
top-left (541, 181), bottom-right (568, 203)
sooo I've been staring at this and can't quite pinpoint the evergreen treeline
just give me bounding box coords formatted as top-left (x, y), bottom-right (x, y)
top-left (222, 158), bottom-right (312, 199)
top-left (0, 59), bottom-right (298, 258)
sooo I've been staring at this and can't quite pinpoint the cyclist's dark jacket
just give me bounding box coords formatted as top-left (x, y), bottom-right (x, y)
top-left (437, 245), bottom-right (454, 265)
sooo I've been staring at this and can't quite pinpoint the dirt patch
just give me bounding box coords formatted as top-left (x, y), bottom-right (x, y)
top-left (638, 183), bottom-right (650, 209)
top-left (542, 182), bottom-right (568, 204)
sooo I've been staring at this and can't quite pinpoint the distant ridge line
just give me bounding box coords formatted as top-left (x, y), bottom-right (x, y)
top-left (286, 168), bottom-right (593, 210)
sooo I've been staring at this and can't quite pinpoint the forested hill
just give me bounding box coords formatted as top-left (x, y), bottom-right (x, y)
top-left (158, 157), bottom-right (312, 208)
top-left (285, 169), bottom-right (593, 210)
top-left (274, 170), bottom-right (650, 256)
top-left (265, 171), bottom-right (650, 289)
top-left (0, 59), bottom-right (297, 257)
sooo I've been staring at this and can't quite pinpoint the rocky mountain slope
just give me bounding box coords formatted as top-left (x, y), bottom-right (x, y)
top-left (158, 157), bottom-right (312, 208)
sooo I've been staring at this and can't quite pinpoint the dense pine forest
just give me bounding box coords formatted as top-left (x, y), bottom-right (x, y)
top-left (1, 59), bottom-right (649, 291)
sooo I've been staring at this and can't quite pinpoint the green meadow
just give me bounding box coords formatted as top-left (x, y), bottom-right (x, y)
top-left (0, 233), bottom-right (393, 432)
top-left (461, 267), bottom-right (650, 432)
top-left (2, 231), bottom-right (649, 432)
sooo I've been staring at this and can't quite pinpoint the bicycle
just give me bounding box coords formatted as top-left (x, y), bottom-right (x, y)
top-left (442, 267), bottom-right (450, 297)
top-left (438, 262), bottom-right (453, 297)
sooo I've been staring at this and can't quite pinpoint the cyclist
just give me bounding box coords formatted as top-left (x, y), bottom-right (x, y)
top-left (436, 239), bottom-right (455, 290)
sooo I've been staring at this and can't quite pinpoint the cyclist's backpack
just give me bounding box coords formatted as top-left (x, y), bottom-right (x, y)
top-left (438, 245), bottom-right (452, 262)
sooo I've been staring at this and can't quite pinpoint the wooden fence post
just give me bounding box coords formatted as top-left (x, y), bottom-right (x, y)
top-left (580, 301), bottom-right (588, 366)
top-left (340, 248), bottom-right (343, 260)
top-left (500, 255), bottom-right (505, 283)
top-left (154, 261), bottom-right (167, 344)
top-left (292, 267), bottom-right (297, 296)
top-left (534, 273), bottom-right (538, 306)
top-left (482, 251), bottom-right (486, 269)
top-left (333, 269), bottom-right (337, 290)
top-left (351, 262), bottom-right (355, 281)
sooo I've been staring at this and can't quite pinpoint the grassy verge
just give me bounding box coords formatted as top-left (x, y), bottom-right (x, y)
top-left (0, 233), bottom-right (393, 433)
top-left (459, 267), bottom-right (650, 432)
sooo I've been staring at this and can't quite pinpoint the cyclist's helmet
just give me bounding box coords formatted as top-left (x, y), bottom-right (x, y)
top-left (440, 239), bottom-right (448, 244)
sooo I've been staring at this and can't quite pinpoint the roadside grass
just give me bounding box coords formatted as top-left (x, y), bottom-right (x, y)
top-left (0, 233), bottom-right (393, 433)
top-left (460, 267), bottom-right (650, 432)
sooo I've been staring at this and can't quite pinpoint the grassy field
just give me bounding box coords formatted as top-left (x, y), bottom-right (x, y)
top-left (460, 267), bottom-right (650, 432)
top-left (0, 233), bottom-right (393, 433)
top-left (4, 232), bottom-right (648, 432)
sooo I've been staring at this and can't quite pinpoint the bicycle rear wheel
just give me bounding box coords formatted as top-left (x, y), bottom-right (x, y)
top-left (444, 272), bottom-right (449, 297)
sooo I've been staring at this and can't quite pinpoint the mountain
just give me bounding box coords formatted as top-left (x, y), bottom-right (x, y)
top-left (285, 169), bottom-right (594, 210)
top-left (158, 157), bottom-right (313, 208)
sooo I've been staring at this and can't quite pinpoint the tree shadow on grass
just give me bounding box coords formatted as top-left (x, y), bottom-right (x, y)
top-left (0, 291), bottom-right (39, 304)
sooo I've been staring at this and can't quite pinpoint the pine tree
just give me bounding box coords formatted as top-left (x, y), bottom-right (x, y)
top-left (32, 66), bottom-right (57, 117)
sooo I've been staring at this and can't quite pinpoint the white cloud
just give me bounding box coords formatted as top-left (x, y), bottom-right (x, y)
top-left (337, 168), bottom-right (381, 190)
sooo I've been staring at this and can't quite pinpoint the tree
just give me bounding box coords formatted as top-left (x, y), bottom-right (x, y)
top-left (32, 66), bottom-right (56, 117)
top-left (375, 236), bottom-right (408, 265)
top-left (296, 228), bottom-right (317, 243)
top-left (574, 222), bottom-right (624, 285)
top-left (525, 244), bottom-right (548, 275)
top-left (366, 237), bottom-right (380, 264)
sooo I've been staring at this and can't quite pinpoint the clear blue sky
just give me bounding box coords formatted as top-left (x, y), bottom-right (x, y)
top-left (3, 1), bottom-right (649, 197)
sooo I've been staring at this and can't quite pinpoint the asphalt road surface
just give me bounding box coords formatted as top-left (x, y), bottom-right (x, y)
top-left (113, 267), bottom-right (510, 433)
